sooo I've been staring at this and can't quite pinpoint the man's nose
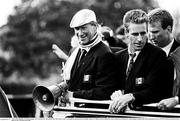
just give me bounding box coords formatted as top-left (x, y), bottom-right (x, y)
top-left (76, 29), bottom-right (83, 36)
top-left (137, 35), bottom-right (143, 41)
top-left (148, 33), bottom-right (155, 40)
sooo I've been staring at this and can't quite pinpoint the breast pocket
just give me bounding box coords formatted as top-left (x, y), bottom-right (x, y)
top-left (82, 74), bottom-right (94, 89)
top-left (135, 77), bottom-right (144, 86)
top-left (83, 74), bottom-right (92, 83)
top-left (135, 77), bottom-right (146, 90)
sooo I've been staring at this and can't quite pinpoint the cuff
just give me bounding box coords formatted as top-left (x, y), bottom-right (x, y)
top-left (128, 93), bottom-right (135, 109)
top-left (129, 93), bottom-right (135, 102)
top-left (174, 96), bottom-right (179, 104)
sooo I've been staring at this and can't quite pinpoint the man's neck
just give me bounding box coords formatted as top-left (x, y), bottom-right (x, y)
top-left (162, 39), bottom-right (174, 56)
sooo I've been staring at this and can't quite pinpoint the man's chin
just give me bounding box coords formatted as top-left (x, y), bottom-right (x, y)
top-left (152, 42), bottom-right (158, 46)
top-left (79, 41), bottom-right (87, 45)
top-left (79, 39), bottom-right (88, 45)
top-left (135, 46), bottom-right (143, 51)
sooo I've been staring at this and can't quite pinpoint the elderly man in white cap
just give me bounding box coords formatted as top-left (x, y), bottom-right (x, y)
top-left (61, 9), bottom-right (118, 104)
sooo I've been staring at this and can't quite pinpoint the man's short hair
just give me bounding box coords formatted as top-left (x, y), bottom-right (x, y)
top-left (123, 9), bottom-right (148, 32)
top-left (148, 8), bottom-right (173, 30)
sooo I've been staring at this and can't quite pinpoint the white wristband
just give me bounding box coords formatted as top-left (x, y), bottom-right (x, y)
top-left (129, 93), bottom-right (135, 102)
top-left (174, 96), bottom-right (179, 104)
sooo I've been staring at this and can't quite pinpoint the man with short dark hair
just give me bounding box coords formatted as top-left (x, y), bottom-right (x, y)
top-left (148, 8), bottom-right (180, 110)
top-left (109, 9), bottom-right (172, 113)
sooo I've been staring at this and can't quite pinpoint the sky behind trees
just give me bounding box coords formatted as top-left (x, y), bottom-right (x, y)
top-left (0, 0), bottom-right (21, 27)
top-left (0, 0), bottom-right (180, 27)
top-left (156, 0), bottom-right (180, 14)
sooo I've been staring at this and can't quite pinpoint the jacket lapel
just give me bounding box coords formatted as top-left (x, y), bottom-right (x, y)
top-left (71, 49), bottom-right (81, 78)
top-left (76, 44), bottom-right (97, 72)
top-left (79, 51), bottom-right (94, 71)
top-left (71, 43), bottom-right (99, 79)
top-left (126, 44), bottom-right (148, 85)
top-left (123, 50), bottom-right (129, 74)
top-left (169, 40), bottom-right (180, 55)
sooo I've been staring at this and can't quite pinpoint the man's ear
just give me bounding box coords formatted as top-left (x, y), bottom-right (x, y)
top-left (124, 29), bottom-right (129, 38)
top-left (166, 25), bottom-right (172, 33)
top-left (126, 34), bottom-right (129, 39)
top-left (125, 32), bottom-right (129, 39)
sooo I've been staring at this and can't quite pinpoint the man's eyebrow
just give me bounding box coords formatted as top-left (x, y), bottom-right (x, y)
top-left (131, 31), bottom-right (146, 35)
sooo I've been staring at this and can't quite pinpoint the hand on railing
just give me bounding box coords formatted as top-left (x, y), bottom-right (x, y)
top-left (157, 97), bottom-right (179, 110)
top-left (110, 90), bottom-right (123, 100)
top-left (58, 90), bottom-right (73, 107)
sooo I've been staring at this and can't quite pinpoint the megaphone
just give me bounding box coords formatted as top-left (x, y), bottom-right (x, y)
top-left (32, 82), bottom-right (67, 111)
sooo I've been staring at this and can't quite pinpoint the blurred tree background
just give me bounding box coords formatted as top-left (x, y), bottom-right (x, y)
top-left (0, 0), bottom-right (159, 117)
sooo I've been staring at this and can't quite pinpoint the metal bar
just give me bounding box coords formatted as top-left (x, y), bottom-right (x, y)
top-left (69, 97), bottom-right (111, 105)
top-left (7, 94), bottom-right (32, 99)
top-left (53, 106), bottom-right (180, 118)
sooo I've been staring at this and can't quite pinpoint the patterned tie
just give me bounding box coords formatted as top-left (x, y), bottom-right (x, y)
top-left (78, 49), bottom-right (87, 63)
top-left (126, 53), bottom-right (136, 78)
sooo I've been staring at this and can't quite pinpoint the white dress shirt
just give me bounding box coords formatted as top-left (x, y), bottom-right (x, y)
top-left (162, 39), bottom-right (176, 80)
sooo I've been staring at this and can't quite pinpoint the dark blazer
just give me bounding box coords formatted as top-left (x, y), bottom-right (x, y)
top-left (169, 40), bottom-right (180, 56)
top-left (110, 46), bottom-right (123, 53)
top-left (166, 40), bottom-right (180, 95)
top-left (115, 43), bottom-right (173, 107)
top-left (68, 41), bottom-right (118, 100)
top-left (168, 40), bottom-right (180, 97)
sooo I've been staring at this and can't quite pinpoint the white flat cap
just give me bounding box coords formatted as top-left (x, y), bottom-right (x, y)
top-left (70, 9), bottom-right (97, 28)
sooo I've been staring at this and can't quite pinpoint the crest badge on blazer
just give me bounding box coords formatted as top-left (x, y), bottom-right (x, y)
top-left (83, 74), bottom-right (92, 83)
top-left (135, 77), bottom-right (144, 85)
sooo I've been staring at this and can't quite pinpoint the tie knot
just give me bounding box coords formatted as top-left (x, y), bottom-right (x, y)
top-left (81, 49), bottom-right (86, 52)
top-left (81, 49), bottom-right (87, 54)
top-left (129, 53), bottom-right (136, 59)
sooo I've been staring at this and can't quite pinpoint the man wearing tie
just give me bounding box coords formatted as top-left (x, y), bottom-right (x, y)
top-left (148, 8), bottom-right (180, 110)
top-left (109, 9), bottom-right (172, 113)
top-left (62, 9), bottom-right (117, 101)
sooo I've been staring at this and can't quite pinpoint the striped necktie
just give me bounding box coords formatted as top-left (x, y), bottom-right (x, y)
top-left (78, 49), bottom-right (87, 63)
top-left (126, 53), bottom-right (136, 78)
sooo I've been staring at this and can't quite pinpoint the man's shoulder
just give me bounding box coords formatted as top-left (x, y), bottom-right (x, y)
top-left (115, 48), bottom-right (127, 55)
top-left (114, 48), bottom-right (128, 60)
top-left (94, 42), bottom-right (112, 53)
top-left (110, 46), bottom-right (124, 53)
top-left (174, 39), bottom-right (180, 46)
top-left (90, 42), bottom-right (114, 58)
top-left (144, 43), bottom-right (166, 56)
top-left (171, 40), bottom-right (180, 52)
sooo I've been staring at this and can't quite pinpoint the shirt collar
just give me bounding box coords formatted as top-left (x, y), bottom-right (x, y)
top-left (80, 47), bottom-right (90, 52)
top-left (79, 33), bottom-right (101, 52)
top-left (162, 39), bottom-right (174, 56)
top-left (128, 50), bottom-right (140, 61)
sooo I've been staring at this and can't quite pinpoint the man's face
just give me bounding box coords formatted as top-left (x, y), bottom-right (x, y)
top-left (74, 23), bottom-right (96, 45)
top-left (148, 21), bottom-right (170, 48)
top-left (126, 23), bottom-right (147, 52)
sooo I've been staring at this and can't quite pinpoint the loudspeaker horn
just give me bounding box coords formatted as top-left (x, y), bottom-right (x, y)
top-left (32, 82), bottom-right (67, 111)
